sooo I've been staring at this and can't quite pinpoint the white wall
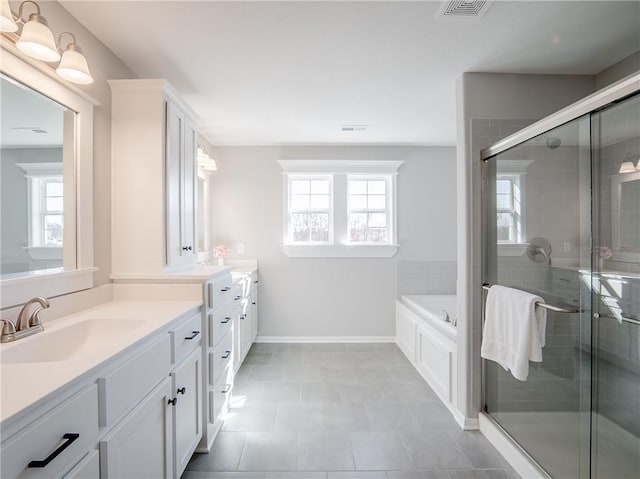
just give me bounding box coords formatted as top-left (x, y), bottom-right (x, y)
top-left (456, 72), bottom-right (597, 422)
top-left (210, 145), bottom-right (456, 339)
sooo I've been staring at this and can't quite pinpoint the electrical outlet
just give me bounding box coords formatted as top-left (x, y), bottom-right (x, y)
top-left (563, 242), bottom-right (571, 253)
top-left (237, 243), bottom-right (245, 254)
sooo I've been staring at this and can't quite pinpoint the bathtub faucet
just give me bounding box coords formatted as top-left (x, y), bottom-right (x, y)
top-left (442, 309), bottom-right (451, 323)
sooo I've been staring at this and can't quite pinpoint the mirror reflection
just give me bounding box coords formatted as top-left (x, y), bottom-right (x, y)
top-left (0, 74), bottom-right (74, 276)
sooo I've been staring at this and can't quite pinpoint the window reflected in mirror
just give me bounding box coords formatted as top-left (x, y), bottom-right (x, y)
top-left (0, 74), bottom-right (75, 276)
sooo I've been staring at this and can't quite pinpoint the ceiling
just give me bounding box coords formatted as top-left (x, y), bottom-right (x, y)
top-left (60, 1), bottom-right (640, 146)
top-left (0, 76), bottom-right (65, 147)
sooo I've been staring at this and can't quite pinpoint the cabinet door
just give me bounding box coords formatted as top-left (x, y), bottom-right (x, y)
top-left (241, 308), bottom-right (252, 360)
top-left (172, 348), bottom-right (202, 478)
top-left (166, 100), bottom-right (185, 266)
top-left (233, 310), bottom-right (242, 372)
top-left (100, 378), bottom-right (173, 479)
top-left (182, 117), bottom-right (197, 260)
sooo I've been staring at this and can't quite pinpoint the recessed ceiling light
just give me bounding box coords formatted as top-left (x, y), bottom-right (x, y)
top-left (341, 125), bottom-right (369, 132)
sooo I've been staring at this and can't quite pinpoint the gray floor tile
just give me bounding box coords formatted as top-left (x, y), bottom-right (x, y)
top-left (274, 403), bottom-right (325, 431)
top-left (339, 384), bottom-right (382, 402)
top-left (354, 367), bottom-right (392, 383)
top-left (284, 366), bottom-right (324, 382)
top-left (206, 473), bottom-right (268, 478)
top-left (301, 382), bottom-right (342, 402)
top-left (224, 404), bottom-right (277, 432)
top-left (297, 431), bottom-right (355, 470)
top-left (350, 431), bottom-right (413, 470)
top-left (180, 472), bottom-right (210, 479)
top-left (324, 403), bottom-right (371, 431)
top-left (244, 353), bottom-right (273, 365)
top-left (187, 432), bottom-right (247, 471)
top-left (408, 402), bottom-right (459, 431)
top-left (248, 365), bottom-right (285, 382)
top-left (231, 382), bottom-right (264, 407)
top-left (237, 432), bottom-right (298, 471)
top-left (400, 430), bottom-right (473, 470)
top-left (386, 472), bottom-right (450, 479)
top-left (266, 473), bottom-right (328, 479)
top-left (446, 470), bottom-right (512, 479)
top-left (314, 343), bottom-right (348, 352)
top-left (364, 402), bottom-right (422, 433)
top-left (327, 473), bottom-right (386, 479)
top-left (260, 382), bottom-right (302, 403)
top-left (446, 430), bottom-right (509, 469)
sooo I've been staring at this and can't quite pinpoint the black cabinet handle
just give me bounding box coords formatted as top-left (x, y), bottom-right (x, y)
top-left (221, 317), bottom-right (231, 324)
top-left (168, 398), bottom-right (178, 406)
top-left (234, 296), bottom-right (241, 301)
top-left (252, 302), bottom-right (256, 305)
top-left (177, 387), bottom-right (186, 395)
top-left (221, 287), bottom-right (231, 292)
top-left (240, 314), bottom-right (246, 320)
top-left (253, 280), bottom-right (259, 284)
top-left (184, 330), bottom-right (200, 340)
top-left (222, 350), bottom-right (231, 359)
top-left (28, 433), bottom-right (80, 468)
top-left (182, 246), bottom-right (193, 251)
top-left (221, 384), bottom-right (231, 394)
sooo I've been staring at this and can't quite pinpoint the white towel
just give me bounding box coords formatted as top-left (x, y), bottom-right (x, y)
top-left (481, 285), bottom-right (547, 381)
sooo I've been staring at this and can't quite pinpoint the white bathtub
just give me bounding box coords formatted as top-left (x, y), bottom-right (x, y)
top-left (401, 295), bottom-right (457, 341)
top-left (396, 295), bottom-right (459, 416)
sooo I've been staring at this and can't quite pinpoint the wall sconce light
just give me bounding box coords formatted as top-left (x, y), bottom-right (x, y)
top-left (197, 147), bottom-right (218, 172)
top-left (0, 0), bottom-right (93, 84)
top-left (618, 155), bottom-right (640, 174)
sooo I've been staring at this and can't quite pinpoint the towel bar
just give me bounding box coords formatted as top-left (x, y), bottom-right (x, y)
top-left (481, 284), bottom-right (581, 313)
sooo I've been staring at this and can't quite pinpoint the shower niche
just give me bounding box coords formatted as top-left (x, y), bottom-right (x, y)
top-left (481, 82), bottom-right (640, 479)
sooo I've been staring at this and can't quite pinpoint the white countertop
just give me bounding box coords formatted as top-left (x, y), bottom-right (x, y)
top-left (0, 300), bottom-right (201, 425)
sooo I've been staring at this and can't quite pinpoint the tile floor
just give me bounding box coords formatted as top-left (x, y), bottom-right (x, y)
top-left (184, 343), bottom-right (520, 479)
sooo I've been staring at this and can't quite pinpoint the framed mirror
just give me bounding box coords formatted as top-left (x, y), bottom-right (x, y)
top-left (0, 45), bottom-right (96, 308)
top-left (612, 170), bottom-right (640, 263)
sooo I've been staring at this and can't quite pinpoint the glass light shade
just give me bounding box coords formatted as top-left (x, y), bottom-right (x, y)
top-left (56, 46), bottom-right (93, 84)
top-left (16, 14), bottom-right (60, 62)
top-left (0, 0), bottom-right (18, 32)
top-left (618, 161), bottom-right (636, 173)
top-left (636, 159), bottom-right (640, 170)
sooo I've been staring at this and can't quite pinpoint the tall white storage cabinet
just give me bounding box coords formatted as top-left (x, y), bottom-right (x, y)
top-left (109, 79), bottom-right (199, 276)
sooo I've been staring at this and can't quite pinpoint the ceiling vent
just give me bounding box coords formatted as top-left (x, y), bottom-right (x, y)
top-left (341, 125), bottom-right (369, 132)
top-left (439, 0), bottom-right (494, 18)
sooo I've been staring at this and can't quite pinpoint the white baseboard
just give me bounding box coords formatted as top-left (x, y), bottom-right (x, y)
top-left (255, 336), bottom-right (395, 343)
top-left (479, 412), bottom-right (548, 479)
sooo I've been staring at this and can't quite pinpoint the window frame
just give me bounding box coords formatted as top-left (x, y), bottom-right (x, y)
top-left (285, 174), bottom-right (334, 245)
top-left (278, 160), bottom-right (402, 258)
top-left (347, 175), bottom-right (393, 245)
top-left (496, 173), bottom-right (523, 244)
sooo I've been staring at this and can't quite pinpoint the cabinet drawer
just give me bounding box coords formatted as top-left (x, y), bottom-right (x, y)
top-left (211, 375), bottom-right (232, 425)
top-left (209, 302), bottom-right (233, 348)
top-left (63, 450), bottom-right (99, 479)
top-left (206, 274), bottom-right (233, 311)
top-left (171, 312), bottom-right (202, 364)
top-left (1, 385), bottom-right (99, 479)
top-left (209, 332), bottom-right (233, 386)
top-left (98, 335), bottom-right (171, 427)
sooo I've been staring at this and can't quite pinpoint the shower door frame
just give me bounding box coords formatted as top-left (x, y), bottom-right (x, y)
top-left (478, 72), bottom-right (640, 479)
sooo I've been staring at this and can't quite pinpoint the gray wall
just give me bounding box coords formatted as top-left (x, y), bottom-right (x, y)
top-left (210, 145), bottom-right (456, 338)
top-left (596, 50), bottom-right (640, 90)
top-left (0, 148), bottom-right (62, 273)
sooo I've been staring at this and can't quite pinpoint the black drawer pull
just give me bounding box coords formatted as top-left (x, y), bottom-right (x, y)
top-left (240, 314), bottom-right (246, 320)
top-left (221, 286), bottom-right (231, 292)
top-left (28, 433), bottom-right (80, 468)
top-left (168, 397), bottom-right (178, 406)
top-left (252, 302), bottom-right (256, 305)
top-left (253, 280), bottom-right (259, 284)
top-left (222, 350), bottom-right (231, 359)
top-left (177, 387), bottom-right (186, 395)
top-left (184, 330), bottom-right (200, 340)
top-left (221, 317), bottom-right (231, 324)
top-left (221, 384), bottom-right (231, 394)
top-left (234, 296), bottom-right (241, 301)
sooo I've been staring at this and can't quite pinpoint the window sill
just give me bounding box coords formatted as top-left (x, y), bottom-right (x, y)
top-left (23, 246), bottom-right (63, 260)
top-left (282, 243), bottom-right (398, 258)
top-left (498, 242), bottom-right (528, 257)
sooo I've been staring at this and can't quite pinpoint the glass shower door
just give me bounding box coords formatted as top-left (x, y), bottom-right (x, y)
top-left (483, 114), bottom-right (593, 479)
top-left (590, 92), bottom-right (640, 479)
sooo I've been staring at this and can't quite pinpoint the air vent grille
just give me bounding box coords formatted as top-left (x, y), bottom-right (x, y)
top-left (440, 0), bottom-right (494, 18)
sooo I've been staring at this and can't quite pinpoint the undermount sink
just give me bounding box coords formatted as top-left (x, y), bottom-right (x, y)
top-left (0, 318), bottom-right (145, 364)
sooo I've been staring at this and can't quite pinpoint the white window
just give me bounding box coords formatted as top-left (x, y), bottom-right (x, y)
top-left (287, 176), bottom-right (332, 243)
top-left (279, 160), bottom-right (403, 257)
top-left (348, 177), bottom-right (391, 244)
top-left (496, 174), bottom-right (523, 243)
top-left (32, 177), bottom-right (64, 246)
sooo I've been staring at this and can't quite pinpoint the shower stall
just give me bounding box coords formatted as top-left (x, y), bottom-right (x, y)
top-left (481, 75), bottom-right (640, 479)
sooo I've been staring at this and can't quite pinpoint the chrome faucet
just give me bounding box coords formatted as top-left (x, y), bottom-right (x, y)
top-left (1, 297), bottom-right (49, 343)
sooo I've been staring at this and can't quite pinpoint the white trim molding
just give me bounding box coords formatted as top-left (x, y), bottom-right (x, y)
top-left (277, 159), bottom-right (404, 175)
top-left (282, 244), bottom-right (398, 258)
